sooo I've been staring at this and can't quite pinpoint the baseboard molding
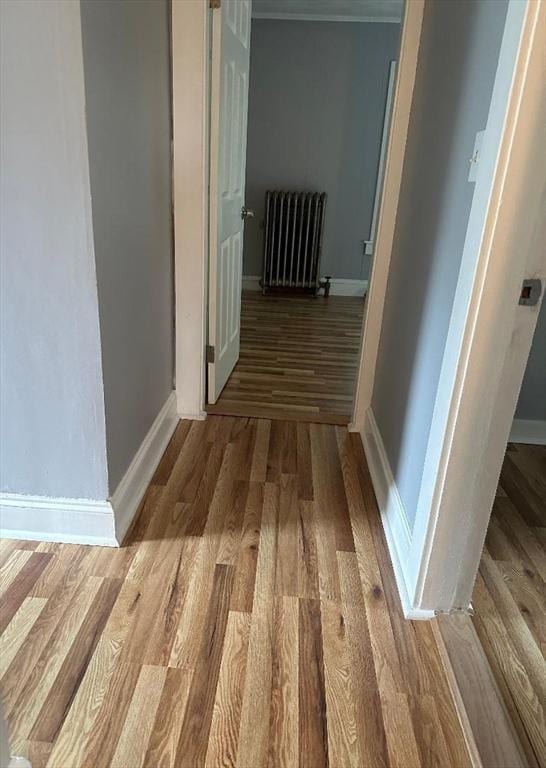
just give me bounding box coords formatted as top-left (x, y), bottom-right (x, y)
top-left (0, 391), bottom-right (179, 548)
top-left (242, 275), bottom-right (368, 297)
top-left (509, 418), bottom-right (546, 445)
top-left (111, 391), bottom-right (178, 544)
top-left (0, 494), bottom-right (117, 547)
top-left (361, 408), bottom-right (435, 620)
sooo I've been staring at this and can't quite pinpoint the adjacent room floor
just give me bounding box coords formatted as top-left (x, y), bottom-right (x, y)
top-left (0, 416), bottom-right (473, 768)
top-left (207, 292), bottom-right (365, 424)
top-left (472, 442), bottom-right (546, 767)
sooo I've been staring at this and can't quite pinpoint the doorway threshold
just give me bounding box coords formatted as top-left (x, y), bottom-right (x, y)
top-left (206, 401), bottom-right (350, 425)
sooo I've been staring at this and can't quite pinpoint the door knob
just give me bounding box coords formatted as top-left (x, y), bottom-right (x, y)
top-left (241, 206), bottom-right (255, 220)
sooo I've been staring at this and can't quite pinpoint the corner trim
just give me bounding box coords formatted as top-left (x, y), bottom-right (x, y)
top-left (110, 391), bottom-right (178, 544)
top-left (242, 276), bottom-right (368, 297)
top-left (509, 418), bottom-right (546, 445)
top-left (0, 494), bottom-right (117, 547)
top-left (360, 408), bottom-right (435, 620)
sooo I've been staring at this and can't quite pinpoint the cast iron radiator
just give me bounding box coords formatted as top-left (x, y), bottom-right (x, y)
top-left (261, 190), bottom-right (327, 295)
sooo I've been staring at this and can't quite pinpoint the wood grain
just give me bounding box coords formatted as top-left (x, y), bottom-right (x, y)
top-left (207, 292), bottom-right (364, 424)
top-left (268, 596), bottom-right (299, 768)
top-left (175, 563), bottom-right (234, 767)
top-left (111, 664), bottom-right (167, 768)
top-left (206, 610), bottom-right (251, 767)
top-left (145, 667), bottom-right (193, 768)
top-left (1, 416), bottom-right (476, 767)
top-left (472, 442), bottom-right (546, 768)
top-left (434, 614), bottom-right (528, 768)
top-left (0, 596), bottom-right (46, 681)
top-left (298, 597), bottom-right (328, 768)
top-left (0, 551), bottom-right (51, 634)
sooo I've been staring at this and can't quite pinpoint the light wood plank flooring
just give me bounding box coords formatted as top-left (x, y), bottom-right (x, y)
top-left (0, 416), bottom-right (472, 768)
top-left (207, 292), bottom-right (365, 424)
top-left (472, 442), bottom-right (546, 768)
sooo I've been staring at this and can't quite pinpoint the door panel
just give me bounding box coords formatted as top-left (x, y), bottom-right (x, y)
top-left (208, 0), bottom-right (251, 404)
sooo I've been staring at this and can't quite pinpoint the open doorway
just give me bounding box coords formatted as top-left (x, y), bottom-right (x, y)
top-left (206, 0), bottom-right (403, 424)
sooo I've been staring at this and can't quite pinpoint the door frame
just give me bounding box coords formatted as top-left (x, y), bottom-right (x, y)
top-left (354, 0), bottom-right (545, 615)
top-left (171, 0), bottom-right (424, 421)
top-left (407, 0), bottom-right (545, 612)
top-left (171, 0), bottom-right (210, 420)
top-left (351, 0), bottom-right (424, 429)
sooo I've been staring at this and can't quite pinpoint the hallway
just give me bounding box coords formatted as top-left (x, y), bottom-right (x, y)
top-left (0, 416), bottom-right (470, 768)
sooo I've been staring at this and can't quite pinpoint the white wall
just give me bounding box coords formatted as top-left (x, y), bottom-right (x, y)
top-left (0, 0), bottom-right (108, 500)
top-left (243, 19), bottom-right (400, 281)
top-left (1, 0), bottom-right (175, 549)
top-left (80, 0), bottom-right (174, 493)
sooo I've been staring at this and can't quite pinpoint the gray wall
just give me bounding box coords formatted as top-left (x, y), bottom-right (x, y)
top-left (372, 0), bottom-right (508, 529)
top-left (0, 0), bottom-right (108, 500)
top-left (243, 19), bottom-right (400, 280)
top-left (81, 0), bottom-right (174, 492)
top-left (516, 299), bottom-right (546, 421)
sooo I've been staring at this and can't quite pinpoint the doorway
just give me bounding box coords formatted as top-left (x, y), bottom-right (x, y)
top-left (205, 0), bottom-right (403, 423)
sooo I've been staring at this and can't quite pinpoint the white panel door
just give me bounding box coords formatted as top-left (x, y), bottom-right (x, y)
top-left (208, 0), bottom-right (252, 403)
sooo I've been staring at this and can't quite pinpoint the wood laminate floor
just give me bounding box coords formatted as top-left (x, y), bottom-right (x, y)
top-left (0, 416), bottom-right (472, 768)
top-left (472, 442), bottom-right (546, 768)
top-left (207, 292), bottom-right (365, 424)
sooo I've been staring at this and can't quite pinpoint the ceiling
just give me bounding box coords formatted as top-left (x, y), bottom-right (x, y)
top-left (251, 0), bottom-right (403, 23)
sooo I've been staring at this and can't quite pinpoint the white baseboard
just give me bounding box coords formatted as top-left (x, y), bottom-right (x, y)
top-left (360, 408), bottom-right (435, 620)
top-left (110, 391), bottom-right (178, 544)
top-left (177, 411), bottom-right (207, 421)
top-left (0, 391), bottom-right (179, 548)
top-left (242, 275), bottom-right (368, 297)
top-left (0, 494), bottom-right (117, 547)
top-left (509, 418), bottom-right (546, 445)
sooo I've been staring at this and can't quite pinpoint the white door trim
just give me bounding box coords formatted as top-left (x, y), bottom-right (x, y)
top-left (350, 0), bottom-right (425, 431)
top-left (172, 0), bottom-right (424, 422)
top-left (352, 0), bottom-right (545, 615)
top-left (409, 0), bottom-right (545, 612)
top-left (172, 0), bottom-right (210, 420)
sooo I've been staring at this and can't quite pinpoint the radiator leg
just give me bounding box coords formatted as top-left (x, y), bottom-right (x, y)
top-left (321, 275), bottom-right (331, 298)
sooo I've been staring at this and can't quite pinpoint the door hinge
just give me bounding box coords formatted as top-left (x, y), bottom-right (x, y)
top-left (209, 0), bottom-right (221, 8)
top-left (206, 344), bottom-right (215, 363)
